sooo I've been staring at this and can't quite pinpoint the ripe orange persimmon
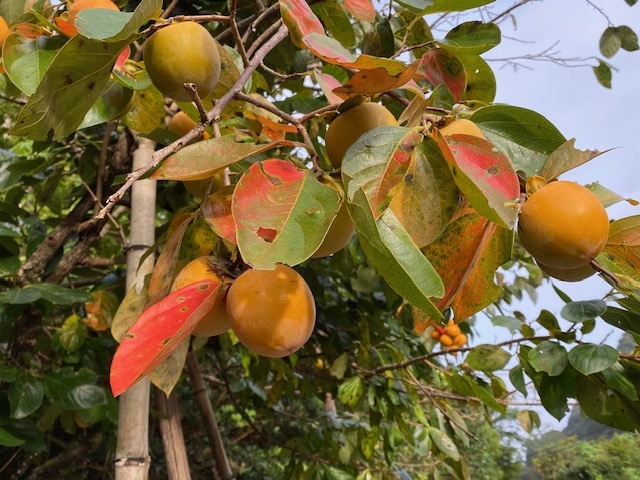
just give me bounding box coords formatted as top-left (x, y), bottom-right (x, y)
top-left (518, 181), bottom-right (609, 269)
top-left (439, 334), bottom-right (453, 347)
top-left (325, 102), bottom-right (397, 168)
top-left (445, 320), bottom-right (461, 339)
top-left (439, 118), bottom-right (486, 139)
top-left (170, 256), bottom-right (231, 337)
top-left (56, 0), bottom-right (119, 37)
top-left (226, 264), bottom-right (316, 358)
top-left (537, 261), bottom-right (596, 282)
top-left (144, 22), bottom-right (221, 102)
top-left (452, 333), bottom-right (467, 347)
top-left (0, 16), bottom-right (9, 50)
top-left (311, 199), bottom-right (355, 258)
top-left (167, 111), bottom-right (210, 140)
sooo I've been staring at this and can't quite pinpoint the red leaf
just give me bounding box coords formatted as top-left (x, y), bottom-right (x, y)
top-left (333, 62), bottom-right (420, 99)
top-left (110, 280), bottom-right (220, 396)
top-left (419, 48), bottom-right (466, 102)
top-left (437, 131), bottom-right (519, 229)
top-left (279, 0), bottom-right (325, 49)
top-left (344, 0), bottom-right (375, 22)
top-left (414, 210), bottom-right (512, 333)
top-left (202, 186), bottom-right (237, 244)
top-left (314, 71), bottom-right (344, 104)
top-left (302, 33), bottom-right (407, 74)
top-left (232, 159), bottom-right (340, 269)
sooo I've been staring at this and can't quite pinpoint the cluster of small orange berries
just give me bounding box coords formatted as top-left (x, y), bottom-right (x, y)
top-left (430, 320), bottom-right (467, 349)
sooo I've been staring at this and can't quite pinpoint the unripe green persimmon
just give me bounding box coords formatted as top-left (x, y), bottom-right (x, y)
top-left (518, 181), bottom-right (609, 269)
top-left (144, 22), bottom-right (221, 102)
top-left (325, 102), bottom-right (397, 168)
top-left (440, 118), bottom-right (485, 139)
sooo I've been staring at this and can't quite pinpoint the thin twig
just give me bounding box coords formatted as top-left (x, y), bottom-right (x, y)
top-left (229, 0), bottom-right (250, 67)
top-left (246, 19), bottom-right (283, 57)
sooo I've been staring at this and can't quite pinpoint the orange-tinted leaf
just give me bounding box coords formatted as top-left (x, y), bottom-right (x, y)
top-left (415, 211), bottom-right (512, 333)
top-left (202, 186), bottom-right (237, 244)
top-left (345, 0), bottom-right (375, 22)
top-left (147, 212), bottom-right (196, 307)
top-left (84, 290), bottom-right (120, 331)
top-left (314, 71), bottom-right (344, 104)
top-left (280, 0), bottom-right (325, 49)
top-left (604, 216), bottom-right (640, 273)
top-left (539, 139), bottom-right (608, 181)
top-left (232, 159), bottom-right (340, 269)
top-left (302, 33), bottom-right (407, 74)
top-left (250, 113), bottom-right (298, 142)
top-left (419, 47), bottom-right (466, 102)
top-left (110, 280), bottom-right (220, 396)
top-left (333, 61), bottom-right (420, 99)
top-left (437, 131), bottom-right (519, 229)
top-left (150, 135), bottom-right (300, 181)
top-left (388, 136), bottom-right (459, 248)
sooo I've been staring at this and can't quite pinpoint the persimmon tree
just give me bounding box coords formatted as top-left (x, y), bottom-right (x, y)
top-left (0, 0), bottom-right (639, 478)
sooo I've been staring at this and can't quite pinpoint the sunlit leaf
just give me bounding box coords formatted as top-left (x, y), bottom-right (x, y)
top-left (149, 339), bottom-right (189, 397)
top-left (150, 136), bottom-right (300, 181)
top-left (334, 61), bottom-right (420, 99)
top-left (232, 159), bottom-right (340, 269)
top-left (344, 0), bottom-right (375, 22)
top-left (202, 186), bottom-right (237, 244)
top-left (421, 0), bottom-right (494, 14)
top-left (457, 53), bottom-right (496, 103)
top-left (84, 290), bottom-right (120, 331)
top-left (122, 83), bottom-right (165, 134)
top-left (76, 0), bottom-right (162, 41)
top-left (429, 428), bottom-right (460, 461)
top-left (437, 131), bottom-right (519, 229)
top-left (280, 0), bottom-right (325, 49)
top-left (110, 280), bottom-right (221, 396)
top-left (539, 139), bottom-right (608, 181)
top-left (417, 209), bottom-right (512, 331)
top-left (471, 105), bottom-right (567, 178)
top-left (10, 35), bottom-right (131, 140)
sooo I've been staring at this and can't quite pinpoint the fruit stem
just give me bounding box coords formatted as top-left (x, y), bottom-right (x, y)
top-left (590, 258), bottom-right (619, 284)
top-left (183, 82), bottom-right (209, 125)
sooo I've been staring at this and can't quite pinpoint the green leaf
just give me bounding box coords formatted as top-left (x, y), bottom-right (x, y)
top-left (0, 287), bottom-right (42, 304)
top-left (323, 465), bottom-right (356, 480)
top-left (593, 60), bottom-right (612, 89)
top-left (313, 1), bottom-right (356, 49)
top-left (560, 300), bottom-right (607, 322)
top-left (536, 309), bottom-right (560, 331)
top-left (465, 344), bottom-right (511, 372)
top-left (576, 374), bottom-right (636, 431)
top-left (600, 26), bottom-right (621, 58)
top-left (429, 428), bottom-right (460, 461)
top-left (568, 344), bottom-right (618, 376)
top-left (421, 0), bottom-right (494, 14)
top-left (10, 36), bottom-right (131, 140)
top-left (617, 25), bottom-right (639, 51)
top-left (528, 341), bottom-right (568, 377)
top-left (79, 79), bottom-right (133, 129)
top-left (28, 283), bottom-right (93, 305)
top-left (441, 21), bottom-right (501, 54)
top-left (491, 315), bottom-right (522, 334)
top-left (56, 314), bottom-right (87, 353)
top-left (330, 353), bottom-right (349, 380)
top-left (76, 0), bottom-right (162, 41)
top-left (338, 376), bottom-right (364, 408)
top-left (41, 368), bottom-right (107, 410)
top-left (457, 53), bottom-right (496, 103)
top-left (349, 192), bottom-right (444, 319)
top-left (601, 306), bottom-right (640, 337)
top-left (538, 370), bottom-right (574, 420)
top-left (0, 427), bottom-right (25, 447)
top-left (601, 363), bottom-right (638, 400)
top-left (471, 105), bottom-right (566, 178)
top-left (509, 365), bottom-right (527, 396)
top-left (8, 375), bottom-right (44, 419)
top-left (3, 34), bottom-right (66, 96)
